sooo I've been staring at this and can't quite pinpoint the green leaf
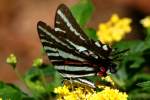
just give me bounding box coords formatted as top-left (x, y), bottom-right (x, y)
top-left (145, 28), bottom-right (150, 41)
top-left (129, 92), bottom-right (150, 100)
top-left (71, 0), bottom-right (94, 27)
top-left (24, 67), bottom-right (47, 95)
top-left (113, 40), bottom-right (145, 53)
top-left (84, 28), bottom-right (98, 40)
top-left (41, 47), bottom-right (46, 55)
top-left (39, 64), bottom-right (63, 92)
top-left (126, 54), bottom-right (144, 68)
top-left (128, 88), bottom-right (150, 100)
top-left (111, 67), bottom-right (128, 90)
top-left (137, 81), bottom-right (150, 89)
top-left (24, 64), bottom-right (62, 97)
top-left (0, 82), bottom-right (27, 100)
top-left (113, 40), bottom-right (145, 68)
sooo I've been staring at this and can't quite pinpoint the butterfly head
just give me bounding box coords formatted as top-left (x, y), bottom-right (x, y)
top-left (97, 62), bottom-right (117, 77)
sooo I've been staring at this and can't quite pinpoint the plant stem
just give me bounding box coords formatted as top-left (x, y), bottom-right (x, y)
top-left (13, 68), bottom-right (38, 99)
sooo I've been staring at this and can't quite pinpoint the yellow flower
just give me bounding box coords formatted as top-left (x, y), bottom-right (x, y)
top-left (89, 87), bottom-right (128, 100)
top-left (6, 53), bottom-right (17, 69)
top-left (102, 76), bottom-right (115, 86)
top-left (97, 14), bottom-right (132, 44)
top-left (0, 98), bottom-right (2, 100)
top-left (54, 81), bottom-right (128, 100)
top-left (54, 82), bottom-right (94, 100)
top-left (6, 54), bottom-right (17, 64)
top-left (141, 16), bottom-right (150, 28)
top-left (54, 85), bottom-right (70, 96)
top-left (32, 58), bottom-right (43, 67)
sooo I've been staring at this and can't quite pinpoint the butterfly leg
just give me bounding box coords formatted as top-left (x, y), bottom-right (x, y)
top-left (70, 77), bottom-right (76, 91)
top-left (62, 78), bottom-right (75, 91)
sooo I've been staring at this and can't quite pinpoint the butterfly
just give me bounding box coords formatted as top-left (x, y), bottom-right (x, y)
top-left (37, 4), bottom-right (117, 88)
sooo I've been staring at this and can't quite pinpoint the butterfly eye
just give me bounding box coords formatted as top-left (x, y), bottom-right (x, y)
top-left (97, 67), bottom-right (107, 77)
top-left (100, 66), bottom-right (106, 73)
top-left (97, 65), bottom-right (107, 76)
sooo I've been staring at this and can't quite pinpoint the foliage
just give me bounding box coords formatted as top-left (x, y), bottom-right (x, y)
top-left (111, 26), bottom-right (150, 100)
top-left (71, 0), bottom-right (94, 27)
top-left (1, 0), bottom-right (150, 100)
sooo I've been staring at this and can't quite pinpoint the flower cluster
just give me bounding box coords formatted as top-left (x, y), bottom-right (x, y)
top-left (97, 14), bottom-right (132, 44)
top-left (54, 85), bottom-right (127, 100)
top-left (101, 76), bottom-right (115, 86)
top-left (54, 82), bottom-right (94, 100)
top-left (140, 16), bottom-right (150, 28)
top-left (55, 86), bottom-right (87, 100)
top-left (89, 87), bottom-right (128, 100)
top-left (54, 77), bottom-right (128, 100)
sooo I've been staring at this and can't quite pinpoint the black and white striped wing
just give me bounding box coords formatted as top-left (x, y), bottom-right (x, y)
top-left (54, 4), bottom-right (112, 59)
top-left (37, 4), bottom-right (117, 88)
top-left (37, 22), bottom-right (98, 78)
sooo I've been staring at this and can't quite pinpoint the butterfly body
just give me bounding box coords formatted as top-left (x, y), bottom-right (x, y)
top-left (37, 4), bottom-right (116, 88)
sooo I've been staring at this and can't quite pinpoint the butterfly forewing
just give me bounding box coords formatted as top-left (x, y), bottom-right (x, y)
top-left (55, 4), bottom-right (100, 60)
top-left (54, 4), bottom-right (112, 59)
top-left (38, 21), bottom-right (100, 62)
top-left (38, 22), bottom-right (85, 61)
top-left (55, 4), bottom-right (89, 41)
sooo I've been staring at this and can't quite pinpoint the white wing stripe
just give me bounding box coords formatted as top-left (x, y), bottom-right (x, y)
top-left (57, 10), bottom-right (84, 40)
top-left (58, 50), bottom-right (84, 61)
top-left (95, 41), bottom-right (101, 47)
top-left (55, 65), bottom-right (94, 71)
top-left (44, 46), bottom-right (57, 52)
top-left (77, 78), bottom-right (95, 88)
top-left (59, 73), bottom-right (95, 78)
top-left (41, 39), bottom-right (53, 44)
top-left (55, 27), bottom-right (66, 33)
top-left (66, 39), bottom-right (87, 52)
top-left (56, 21), bottom-right (60, 24)
top-left (66, 39), bottom-right (99, 59)
top-left (43, 42), bottom-right (84, 61)
top-left (38, 25), bottom-right (68, 47)
top-left (47, 53), bottom-right (59, 57)
top-left (102, 45), bottom-right (108, 51)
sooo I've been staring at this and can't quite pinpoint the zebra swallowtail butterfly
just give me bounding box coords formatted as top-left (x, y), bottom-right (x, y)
top-left (37, 4), bottom-right (117, 88)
